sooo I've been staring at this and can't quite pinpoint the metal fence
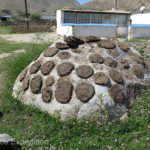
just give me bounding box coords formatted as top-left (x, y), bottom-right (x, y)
top-left (0, 19), bottom-right (56, 26)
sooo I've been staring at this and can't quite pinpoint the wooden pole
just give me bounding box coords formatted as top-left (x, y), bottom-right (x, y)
top-left (24, 0), bottom-right (29, 31)
top-left (115, 0), bottom-right (118, 9)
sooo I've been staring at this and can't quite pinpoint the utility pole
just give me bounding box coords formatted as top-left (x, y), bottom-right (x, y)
top-left (115, 0), bottom-right (118, 9)
top-left (24, 0), bottom-right (29, 31)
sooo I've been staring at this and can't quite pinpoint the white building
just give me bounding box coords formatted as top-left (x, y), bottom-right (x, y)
top-left (129, 13), bottom-right (150, 39)
top-left (57, 9), bottom-right (131, 38)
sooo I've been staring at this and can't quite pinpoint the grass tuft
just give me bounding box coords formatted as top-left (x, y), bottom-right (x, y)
top-left (0, 25), bottom-right (12, 34)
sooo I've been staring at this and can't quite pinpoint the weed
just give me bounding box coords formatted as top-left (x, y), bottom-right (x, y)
top-left (0, 25), bottom-right (12, 34)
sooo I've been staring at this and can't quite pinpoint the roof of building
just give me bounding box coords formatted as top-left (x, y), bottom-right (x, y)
top-left (131, 11), bottom-right (150, 15)
top-left (41, 15), bottom-right (56, 20)
top-left (61, 8), bottom-right (131, 14)
top-left (1, 15), bottom-right (12, 18)
top-left (0, 10), bottom-right (12, 17)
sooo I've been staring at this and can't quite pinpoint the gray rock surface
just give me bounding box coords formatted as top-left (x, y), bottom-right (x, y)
top-left (0, 134), bottom-right (14, 143)
top-left (0, 134), bottom-right (22, 150)
top-left (13, 37), bottom-right (150, 121)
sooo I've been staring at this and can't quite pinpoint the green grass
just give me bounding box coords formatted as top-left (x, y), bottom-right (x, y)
top-left (126, 38), bottom-right (150, 63)
top-left (0, 25), bottom-right (12, 34)
top-left (126, 38), bottom-right (150, 43)
top-left (0, 42), bottom-right (150, 149)
top-left (0, 40), bottom-right (49, 54)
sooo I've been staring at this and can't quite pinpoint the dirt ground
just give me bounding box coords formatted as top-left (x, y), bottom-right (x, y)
top-left (0, 32), bottom-right (63, 44)
top-left (0, 49), bottom-right (26, 59)
top-left (0, 33), bottom-right (150, 56)
top-left (0, 32), bottom-right (150, 56)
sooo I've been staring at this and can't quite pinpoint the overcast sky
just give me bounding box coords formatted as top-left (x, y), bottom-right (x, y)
top-left (77, 0), bottom-right (92, 5)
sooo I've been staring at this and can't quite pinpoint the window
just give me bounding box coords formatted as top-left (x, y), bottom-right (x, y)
top-left (117, 15), bottom-right (128, 27)
top-left (91, 13), bottom-right (102, 23)
top-left (111, 14), bottom-right (117, 24)
top-left (77, 13), bottom-right (90, 24)
top-left (64, 12), bottom-right (76, 23)
top-left (102, 14), bottom-right (111, 24)
top-left (64, 11), bottom-right (103, 24)
top-left (63, 11), bottom-right (128, 26)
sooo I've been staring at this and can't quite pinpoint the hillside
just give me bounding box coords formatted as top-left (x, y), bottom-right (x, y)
top-left (83, 0), bottom-right (150, 11)
top-left (0, 0), bottom-right (80, 15)
top-left (1, 0), bottom-right (150, 17)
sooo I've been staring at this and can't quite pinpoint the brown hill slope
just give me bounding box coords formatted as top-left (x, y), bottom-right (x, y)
top-left (0, 0), bottom-right (80, 15)
top-left (83, 0), bottom-right (150, 11)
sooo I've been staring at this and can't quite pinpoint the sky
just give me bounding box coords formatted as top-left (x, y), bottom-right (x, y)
top-left (77, 0), bottom-right (92, 5)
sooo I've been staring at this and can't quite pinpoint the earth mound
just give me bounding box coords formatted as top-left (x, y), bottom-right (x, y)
top-left (13, 36), bottom-right (150, 120)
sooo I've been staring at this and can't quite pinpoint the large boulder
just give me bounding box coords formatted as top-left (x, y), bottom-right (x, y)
top-left (0, 134), bottom-right (22, 150)
top-left (13, 37), bottom-right (150, 121)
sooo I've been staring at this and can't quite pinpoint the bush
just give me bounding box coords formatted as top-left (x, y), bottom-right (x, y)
top-left (30, 13), bottom-right (41, 20)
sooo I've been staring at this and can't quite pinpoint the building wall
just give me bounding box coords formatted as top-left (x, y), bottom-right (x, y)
top-left (57, 10), bottom-right (73, 36)
top-left (73, 25), bottom-right (117, 38)
top-left (57, 10), bottom-right (129, 38)
top-left (57, 10), bottom-right (117, 38)
top-left (129, 13), bottom-right (150, 39)
top-left (117, 14), bottom-right (130, 37)
top-left (131, 13), bottom-right (150, 24)
top-left (117, 27), bottom-right (128, 37)
top-left (130, 26), bottom-right (150, 39)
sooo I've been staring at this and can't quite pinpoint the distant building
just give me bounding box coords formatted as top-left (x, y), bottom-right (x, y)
top-left (0, 10), bottom-right (12, 22)
top-left (0, 16), bottom-right (12, 22)
top-left (57, 9), bottom-right (131, 38)
top-left (41, 15), bottom-right (56, 20)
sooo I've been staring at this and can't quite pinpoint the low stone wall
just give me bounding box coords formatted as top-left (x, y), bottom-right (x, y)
top-left (0, 19), bottom-right (56, 26)
top-left (0, 21), bottom-right (13, 25)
